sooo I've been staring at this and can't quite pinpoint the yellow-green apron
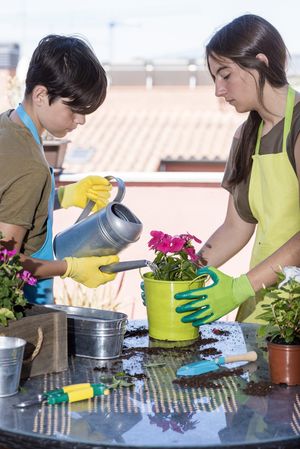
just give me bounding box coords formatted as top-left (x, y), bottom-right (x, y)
top-left (236, 86), bottom-right (300, 323)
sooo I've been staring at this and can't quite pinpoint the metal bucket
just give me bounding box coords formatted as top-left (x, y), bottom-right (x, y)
top-left (53, 176), bottom-right (143, 259)
top-left (45, 305), bottom-right (127, 359)
top-left (0, 336), bottom-right (26, 397)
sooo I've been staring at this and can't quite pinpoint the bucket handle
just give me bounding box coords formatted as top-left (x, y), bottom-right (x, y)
top-left (75, 175), bottom-right (126, 223)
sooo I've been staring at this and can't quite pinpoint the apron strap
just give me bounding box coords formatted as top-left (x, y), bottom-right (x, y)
top-left (15, 103), bottom-right (55, 304)
top-left (254, 122), bottom-right (263, 155)
top-left (15, 104), bottom-right (42, 147)
top-left (255, 85), bottom-right (295, 155)
top-left (282, 86), bottom-right (295, 153)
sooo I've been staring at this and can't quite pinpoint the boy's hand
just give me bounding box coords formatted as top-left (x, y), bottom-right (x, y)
top-left (62, 255), bottom-right (119, 288)
top-left (58, 176), bottom-right (111, 211)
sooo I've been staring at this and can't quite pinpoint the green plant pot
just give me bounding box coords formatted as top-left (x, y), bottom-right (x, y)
top-left (143, 273), bottom-right (202, 341)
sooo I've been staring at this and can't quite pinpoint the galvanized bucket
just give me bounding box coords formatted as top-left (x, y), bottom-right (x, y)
top-left (46, 305), bottom-right (127, 359)
top-left (0, 336), bottom-right (26, 397)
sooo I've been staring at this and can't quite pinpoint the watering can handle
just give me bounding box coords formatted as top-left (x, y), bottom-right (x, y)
top-left (75, 176), bottom-right (126, 223)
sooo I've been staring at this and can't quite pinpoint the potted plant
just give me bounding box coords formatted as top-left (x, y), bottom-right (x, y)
top-left (0, 235), bottom-right (36, 326)
top-left (257, 266), bottom-right (300, 386)
top-left (142, 230), bottom-right (204, 342)
top-left (0, 232), bottom-right (68, 378)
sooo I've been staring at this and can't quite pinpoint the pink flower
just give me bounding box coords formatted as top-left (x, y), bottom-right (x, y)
top-left (147, 229), bottom-right (202, 280)
top-left (0, 248), bottom-right (17, 261)
top-left (148, 230), bottom-right (165, 250)
top-left (183, 246), bottom-right (199, 263)
top-left (156, 235), bottom-right (172, 254)
top-left (180, 233), bottom-right (202, 244)
top-left (169, 236), bottom-right (185, 252)
top-left (148, 231), bottom-right (173, 254)
top-left (27, 276), bottom-right (37, 286)
top-left (18, 270), bottom-right (37, 286)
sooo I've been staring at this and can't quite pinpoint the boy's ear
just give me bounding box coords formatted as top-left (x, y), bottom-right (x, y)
top-left (32, 85), bottom-right (48, 106)
top-left (256, 53), bottom-right (269, 67)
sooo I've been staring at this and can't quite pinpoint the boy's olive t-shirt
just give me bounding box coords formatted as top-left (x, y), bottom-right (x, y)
top-left (222, 101), bottom-right (300, 223)
top-left (0, 110), bottom-right (52, 256)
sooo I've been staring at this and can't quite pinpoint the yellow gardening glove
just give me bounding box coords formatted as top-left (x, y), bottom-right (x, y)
top-left (58, 176), bottom-right (112, 212)
top-left (62, 255), bottom-right (119, 288)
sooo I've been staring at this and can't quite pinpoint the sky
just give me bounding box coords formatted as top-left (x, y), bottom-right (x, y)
top-left (1, 0), bottom-right (300, 72)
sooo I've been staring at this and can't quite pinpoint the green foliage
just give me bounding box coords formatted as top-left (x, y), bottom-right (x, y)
top-left (257, 271), bottom-right (300, 344)
top-left (0, 232), bottom-right (29, 326)
top-left (153, 250), bottom-right (199, 281)
top-left (100, 373), bottom-right (135, 389)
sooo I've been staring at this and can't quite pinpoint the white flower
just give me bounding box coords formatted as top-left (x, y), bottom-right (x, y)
top-left (278, 266), bottom-right (300, 288)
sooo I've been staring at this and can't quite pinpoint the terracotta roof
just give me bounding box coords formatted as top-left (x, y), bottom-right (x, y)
top-left (64, 86), bottom-right (246, 173)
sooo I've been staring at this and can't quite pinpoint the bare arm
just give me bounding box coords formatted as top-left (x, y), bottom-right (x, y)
top-left (199, 194), bottom-right (256, 267)
top-left (0, 221), bottom-right (67, 279)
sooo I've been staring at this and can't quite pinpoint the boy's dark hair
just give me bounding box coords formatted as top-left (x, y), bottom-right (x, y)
top-left (206, 14), bottom-right (288, 186)
top-left (25, 35), bottom-right (107, 114)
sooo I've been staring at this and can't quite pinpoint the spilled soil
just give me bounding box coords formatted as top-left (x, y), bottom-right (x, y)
top-left (94, 324), bottom-right (276, 396)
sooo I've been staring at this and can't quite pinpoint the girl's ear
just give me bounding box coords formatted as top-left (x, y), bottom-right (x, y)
top-left (256, 53), bottom-right (269, 67)
top-left (32, 85), bottom-right (48, 106)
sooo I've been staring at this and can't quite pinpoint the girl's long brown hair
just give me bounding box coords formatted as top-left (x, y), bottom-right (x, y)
top-left (206, 14), bottom-right (288, 186)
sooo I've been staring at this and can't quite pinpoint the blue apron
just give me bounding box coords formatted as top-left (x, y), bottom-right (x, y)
top-left (16, 104), bottom-right (55, 304)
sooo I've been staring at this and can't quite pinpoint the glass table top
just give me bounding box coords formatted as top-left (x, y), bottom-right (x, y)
top-left (0, 321), bottom-right (299, 449)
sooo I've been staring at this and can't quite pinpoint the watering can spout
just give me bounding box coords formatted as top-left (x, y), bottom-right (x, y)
top-left (53, 176), bottom-right (143, 260)
top-left (99, 259), bottom-right (158, 274)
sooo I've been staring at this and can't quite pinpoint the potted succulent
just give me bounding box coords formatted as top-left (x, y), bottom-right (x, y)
top-left (142, 230), bottom-right (204, 342)
top-left (257, 266), bottom-right (300, 386)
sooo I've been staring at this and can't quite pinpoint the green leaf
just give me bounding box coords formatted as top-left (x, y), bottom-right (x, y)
top-left (115, 371), bottom-right (126, 377)
top-left (0, 308), bottom-right (16, 327)
top-left (118, 379), bottom-right (135, 388)
top-left (105, 377), bottom-right (121, 389)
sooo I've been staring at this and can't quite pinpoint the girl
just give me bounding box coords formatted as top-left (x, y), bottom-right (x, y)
top-left (175, 14), bottom-right (300, 325)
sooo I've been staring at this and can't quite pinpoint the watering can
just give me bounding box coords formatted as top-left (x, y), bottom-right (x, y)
top-left (53, 176), bottom-right (143, 260)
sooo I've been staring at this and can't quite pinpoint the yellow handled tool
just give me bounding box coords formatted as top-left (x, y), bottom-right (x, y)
top-left (14, 383), bottom-right (110, 408)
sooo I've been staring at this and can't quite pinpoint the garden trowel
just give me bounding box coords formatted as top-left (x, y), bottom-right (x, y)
top-left (176, 351), bottom-right (257, 377)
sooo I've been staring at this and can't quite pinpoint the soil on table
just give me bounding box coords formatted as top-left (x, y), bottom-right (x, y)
top-left (94, 324), bottom-right (276, 396)
top-left (173, 367), bottom-right (245, 389)
top-left (241, 380), bottom-right (276, 396)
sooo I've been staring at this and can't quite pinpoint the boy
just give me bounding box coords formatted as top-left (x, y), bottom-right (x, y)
top-left (0, 34), bottom-right (118, 304)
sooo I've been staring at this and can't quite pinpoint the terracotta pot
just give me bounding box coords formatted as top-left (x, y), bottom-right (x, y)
top-left (143, 273), bottom-right (203, 341)
top-left (267, 340), bottom-right (300, 386)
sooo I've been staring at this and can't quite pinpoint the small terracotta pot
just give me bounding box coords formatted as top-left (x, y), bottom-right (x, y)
top-left (267, 340), bottom-right (300, 386)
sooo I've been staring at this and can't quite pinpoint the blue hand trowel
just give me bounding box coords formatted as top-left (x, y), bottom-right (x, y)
top-left (176, 351), bottom-right (257, 377)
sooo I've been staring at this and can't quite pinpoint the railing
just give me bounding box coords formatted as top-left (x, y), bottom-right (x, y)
top-left (58, 171), bottom-right (223, 188)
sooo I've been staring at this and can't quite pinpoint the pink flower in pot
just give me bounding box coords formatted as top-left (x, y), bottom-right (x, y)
top-left (143, 230), bottom-right (205, 341)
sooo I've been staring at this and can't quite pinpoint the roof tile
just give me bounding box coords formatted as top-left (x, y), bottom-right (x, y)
top-left (63, 86), bottom-right (246, 172)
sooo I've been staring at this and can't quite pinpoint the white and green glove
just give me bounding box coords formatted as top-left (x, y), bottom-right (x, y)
top-left (62, 255), bottom-right (119, 288)
top-left (58, 176), bottom-right (111, 212)
top-left (175, 266), bottom-right (255, 326)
